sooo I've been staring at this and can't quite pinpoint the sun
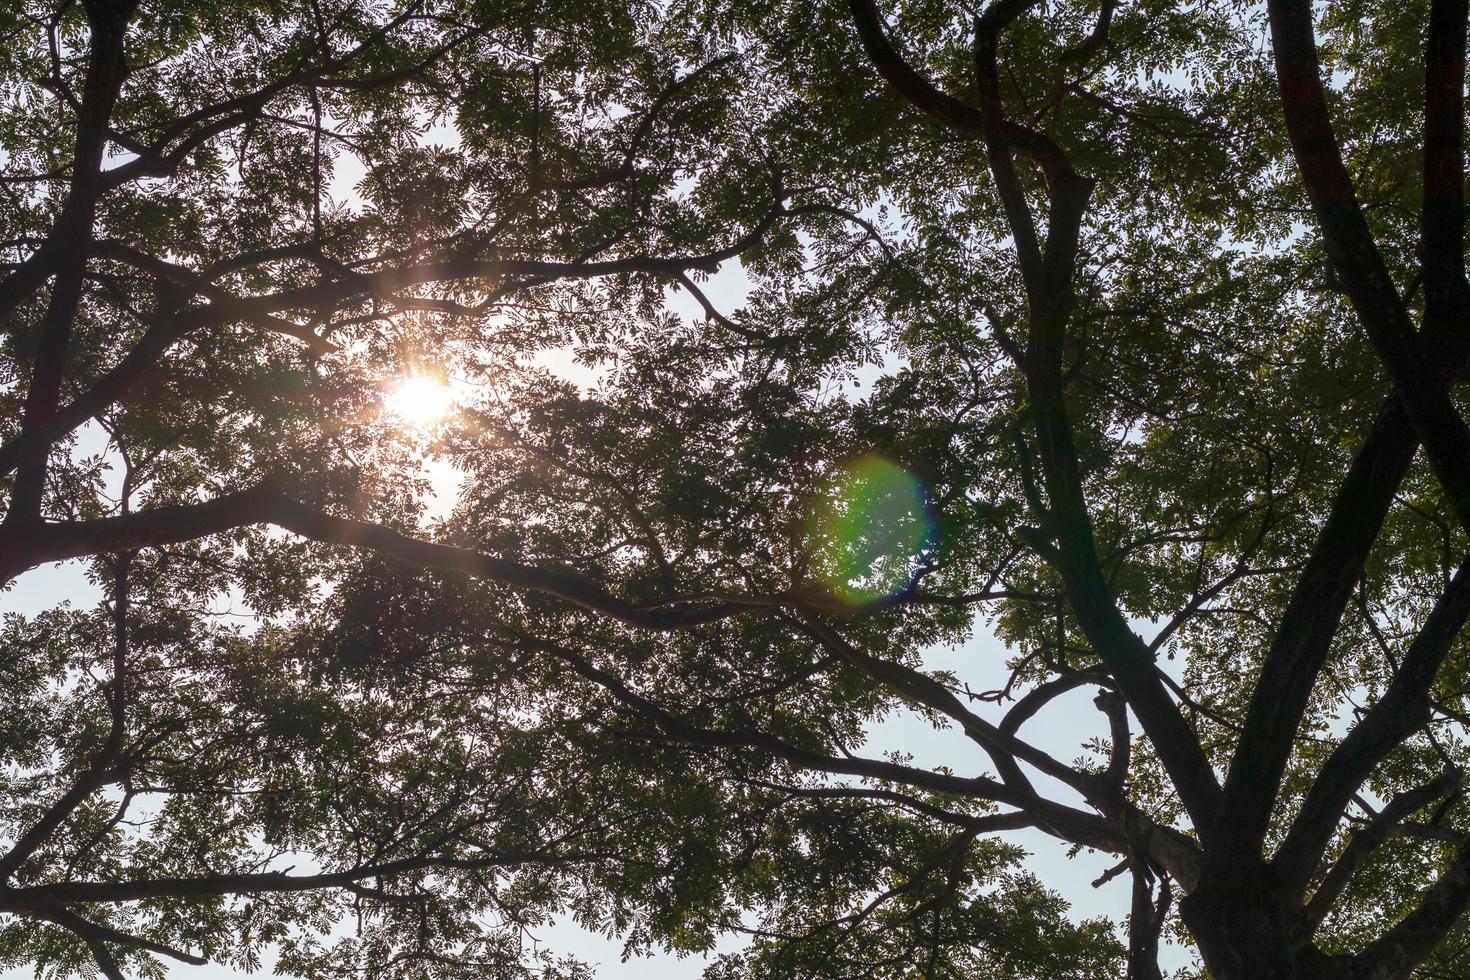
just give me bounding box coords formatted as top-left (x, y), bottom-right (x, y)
top-left (385, 374), bottom-right (454, 428)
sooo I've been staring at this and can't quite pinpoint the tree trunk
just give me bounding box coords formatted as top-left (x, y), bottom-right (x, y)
top-left (1181, 887), bottom-right (1343, 980)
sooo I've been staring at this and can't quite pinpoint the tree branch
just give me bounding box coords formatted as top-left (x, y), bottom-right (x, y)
top-left (518, 631), bottom-right (1124, 852)
top-left (1275, 557), bottom-right (1470, 896)
top-left (1218, 395), bottom-right (1423, 873)
top-left (2, 847), bottom-right (590, 908)
top-left (0, 486), bottom-right (744, 629)
top-left (1304, 767), bottom-right (1464, 934)
top-left (1127, 866), bottom-right (1169, 980)
top-left (796, 612), bottom-right (1096, 799)
top-left (1351, 837), bottom-right (1470, 979)
top-left (33, 903), bottom-right (206, 967)
top-left (849, 0), bottom-right (1218, 830)
top-left (1422, 0), bottom-right (1470, 330)
top-left (6, 0), bottom-right (138, 522)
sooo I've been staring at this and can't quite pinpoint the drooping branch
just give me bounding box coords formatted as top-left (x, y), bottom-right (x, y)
top-left (0, 488), bottom-right (1111, 692)
top-left (216, 205), bottom-right (788, 325)
top-left (31, 904), bottom-right (206, 968)
top-left (796, 612), bottom-right (1096, 799)
top-left (733, 779), bottom-right (1036, 835)
top-left (89, 241), bottom-right (336, 353)
top-left (517, 631), bottom-right (1126, 852)
top-left (0, 486), bottom-right (740, 629)
top-left (0, 552), bottom-right (133, 880)
top-left (0, 846), bottom-right (596, 908)
top-left (1127, 867), bottom-right (1170, 980)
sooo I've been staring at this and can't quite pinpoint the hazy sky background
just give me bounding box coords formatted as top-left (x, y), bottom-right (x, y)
top-left (0, 113), bottom-right (1197, 978)
top-left (0, 555), bottom-right (1182, 979)
top-left (0, 335), bottom-right (1192, 977)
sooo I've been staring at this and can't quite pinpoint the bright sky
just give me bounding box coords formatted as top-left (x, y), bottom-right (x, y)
top-left (0, 560), bottom-right (1184, 979)
top-left (0, 108), bottom-right (1198, 980)
top-left (0, 296), bottom-right (1190, 980)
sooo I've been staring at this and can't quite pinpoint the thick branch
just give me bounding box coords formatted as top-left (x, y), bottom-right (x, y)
top-left (1097, 690), bottom-right (1131, 786)
top-left (1223, 0), bottom-right (1470, 876)
top-left (1023, 229), bottom-right (1221, 828)
top-left (1275, 557), bottom-right (1470, 896)
top-left (1127, 868), bottom-right (1169, 980)
top-left (1422, 0), bottom-right (1470, 330)
top-left (845, 0), bottom-right (1081, 190)
top-left (1353, 840), bottom-right (1470, 980)
top-left (971, 8), bottom-right (1045, 287)
top-left (999, 671), bottom-right (1107, 734)
top-left (0, 487), bottom-right (742, 629)
top-left (1304, 768), bottom-right (1464, 933)
top-left (1220, 397), bottom-right (1422, 873)
top-left (847, 0), bottom-right (1218, 828)
top-left (1266, 0), bottom-right (1470, 538)
top-left (7, 0), bottom-right (138, 521)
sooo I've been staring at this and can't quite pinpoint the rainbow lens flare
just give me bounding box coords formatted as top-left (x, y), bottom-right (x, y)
top-left (807, 454), bottom-right (938, 606)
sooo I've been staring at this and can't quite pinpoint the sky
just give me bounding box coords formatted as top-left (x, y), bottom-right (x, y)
top-left (0, 109), bottom-right (1199, 980)
top-left (0, 557), bottom-right (1185, 979)
top-left (0, 328), bottom-right (1195, 978)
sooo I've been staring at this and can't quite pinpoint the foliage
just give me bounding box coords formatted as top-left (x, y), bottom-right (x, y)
top-left (1, 1), bottom-right (1469, 979)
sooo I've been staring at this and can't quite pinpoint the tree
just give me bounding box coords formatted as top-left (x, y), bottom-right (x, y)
top-left (3, 0), bottom-right (1470, 978)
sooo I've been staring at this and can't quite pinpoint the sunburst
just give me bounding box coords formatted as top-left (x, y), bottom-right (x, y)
top-left (384, 374), bottom-right (454, 429)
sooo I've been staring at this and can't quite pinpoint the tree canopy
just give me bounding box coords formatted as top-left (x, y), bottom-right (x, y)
top-left (2, 0), bottom-right (1470, 978)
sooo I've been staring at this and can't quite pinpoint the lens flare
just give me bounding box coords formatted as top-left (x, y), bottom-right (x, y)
top-left (807, 454), bottom-right (938, 605)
